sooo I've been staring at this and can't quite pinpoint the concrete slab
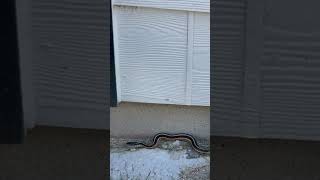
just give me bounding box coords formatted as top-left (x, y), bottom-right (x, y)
top-left (111, 102), bottom-right (210, 138)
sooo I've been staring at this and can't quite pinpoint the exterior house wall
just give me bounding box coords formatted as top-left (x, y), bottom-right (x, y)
top-left (112, 0), bottom-right (210, 106)
top-left (17, 0), bottom-right (111, 130)
top-left (17, 0), bottom-right (210, 134)
top-left (212, 0), bottom-right (320, 141)
top-left (111, 0), bottom-right (210, 137)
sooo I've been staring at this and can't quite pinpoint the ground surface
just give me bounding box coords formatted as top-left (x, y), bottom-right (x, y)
top-left (3, 127), bottom-right (320, 180)
top-left (213, 137), bottom-right (320, 180)
top-left (0, 126), bottom-right (108, 180)
top-left (110, 137), bottom-right (210, 180)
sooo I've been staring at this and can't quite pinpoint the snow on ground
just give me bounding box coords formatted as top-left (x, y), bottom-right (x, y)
top-left (110, 147), bottom-right (209, 180)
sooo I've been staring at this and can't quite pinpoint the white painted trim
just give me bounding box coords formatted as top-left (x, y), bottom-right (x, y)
top-left (113, 0), bottom-right (209, 13)
top-left (111, 3), bottom-right (122, 103)
top-left (122, 95), bottom-right (209, 107)
top-left (185, 12), bottom-right (194, 105)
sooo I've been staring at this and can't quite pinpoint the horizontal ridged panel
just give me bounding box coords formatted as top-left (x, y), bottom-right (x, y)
top-left (192, 13), bottom-right (210, 106)
top-left (211, 0), bottom-right (247, 136)
top-left (32, 0), bottom-right (110, 128)
top-left (261, 24), bottom-right (320, 139)
top-left (113, 0), bottom-right (209, 13)
top-left (115, 6), bottom-right (188, 105)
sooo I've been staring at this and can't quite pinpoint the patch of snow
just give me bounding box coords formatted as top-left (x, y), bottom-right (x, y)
top-left (172, 140), bottom-right (181, 146)
top-left (110, 148), bottom-right (209, 180)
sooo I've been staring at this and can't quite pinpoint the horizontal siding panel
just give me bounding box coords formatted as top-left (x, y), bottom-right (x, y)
top-left (114, 4), bottom-right (210, 106)
top-left (192, 13), bottom-right (210, 106)
top-left (115, 7), bottom-right (188, 105)
top-left (260, 0), bottom-right (320, 140)
top-left (212, 0), bottom-right (253, 137)
top-left (32, 0), bottom-right (110, 129)
top-left (113, 0), bottom-right (209, 13)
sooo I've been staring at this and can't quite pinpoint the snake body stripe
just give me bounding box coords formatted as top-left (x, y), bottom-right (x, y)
top-left (126, 133), bottom-right (209, 154)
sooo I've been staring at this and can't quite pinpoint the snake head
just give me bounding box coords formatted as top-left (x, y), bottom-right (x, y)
top-left (126, 142), bottom-right (141, 146)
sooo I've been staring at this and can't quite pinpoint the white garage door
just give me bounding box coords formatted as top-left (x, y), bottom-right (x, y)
top-left (112, 0), bottom-right (210, 106)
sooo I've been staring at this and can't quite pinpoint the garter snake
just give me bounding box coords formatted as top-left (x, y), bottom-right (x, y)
top-left (126, 133), bottom-right (209, 154)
